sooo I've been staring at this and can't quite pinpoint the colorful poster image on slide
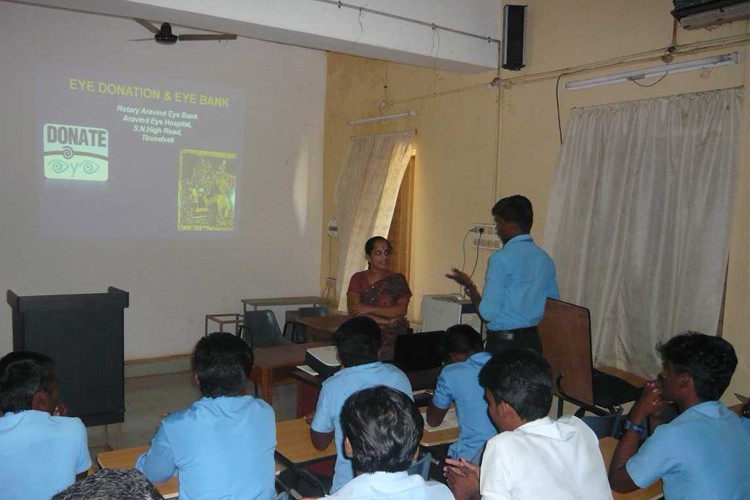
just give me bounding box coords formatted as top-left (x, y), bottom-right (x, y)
top-left (43, 123), bottom-right (109, 181)
top-left (178, 149), bottom-right (237, 231)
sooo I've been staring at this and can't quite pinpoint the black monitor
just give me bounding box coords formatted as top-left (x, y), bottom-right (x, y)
top-left (393, 330), bottom-right (445, 372)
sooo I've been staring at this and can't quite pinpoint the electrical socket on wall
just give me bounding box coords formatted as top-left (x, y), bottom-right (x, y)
top-left (471, 223), bottom-right (501, 250)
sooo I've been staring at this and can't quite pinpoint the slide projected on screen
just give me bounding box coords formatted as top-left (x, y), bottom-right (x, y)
top-left (36, 63), bottom-right (246, 238)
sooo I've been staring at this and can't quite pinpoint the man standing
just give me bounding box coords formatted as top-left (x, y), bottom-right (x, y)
top-left (609, 332), bottom-right (750, 498)
top-left (447, 195), bottom-right (559, 355)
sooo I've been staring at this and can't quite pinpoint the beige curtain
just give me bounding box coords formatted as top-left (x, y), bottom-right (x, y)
top-left (335, 131), bottom-right (415, 308)
top-left (545, 88), bottom-right (742, 377)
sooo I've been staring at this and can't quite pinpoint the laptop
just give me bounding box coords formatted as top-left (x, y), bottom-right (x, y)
top-left (393, 330), bottom-right (445, 372)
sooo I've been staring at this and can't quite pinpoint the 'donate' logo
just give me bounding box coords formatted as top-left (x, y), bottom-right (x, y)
top-left (43, 123), bottom-right (109, 181)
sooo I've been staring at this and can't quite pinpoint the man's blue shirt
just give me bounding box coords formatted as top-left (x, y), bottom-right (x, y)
top-left (310, 362), bottom-right (413, 493)
top-left (431, 351), bottom-right (496, 460)
top-left (479, 234), bottom-right (559, 330)
top-left (0, 410), bottom-right (91, 500)
top-left (626, 401), bottom-right (750, 499)
top-left (136, 395), bottom-right (276, 500)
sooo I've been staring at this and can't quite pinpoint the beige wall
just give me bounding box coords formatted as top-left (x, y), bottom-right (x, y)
top-left (322, 0), bottom-right (750, 398)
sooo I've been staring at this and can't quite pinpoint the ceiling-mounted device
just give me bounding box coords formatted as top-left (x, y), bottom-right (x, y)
top-left (672, 0), bottom-right (750, 29)
top-left (131, 19), bottom-right (237, 45)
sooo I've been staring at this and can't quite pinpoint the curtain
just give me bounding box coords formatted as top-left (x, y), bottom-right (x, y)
top-left (545, 88), bottom-right (742, 377)
top-left (335, 131), bottom-right (415, 308)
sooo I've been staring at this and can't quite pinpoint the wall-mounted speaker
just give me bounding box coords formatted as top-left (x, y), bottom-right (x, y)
top-left (503, 5), bottom-right (526, 71)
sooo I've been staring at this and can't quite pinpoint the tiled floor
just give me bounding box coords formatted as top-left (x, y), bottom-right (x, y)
top-left (88, 372), bottom-right (298, 458)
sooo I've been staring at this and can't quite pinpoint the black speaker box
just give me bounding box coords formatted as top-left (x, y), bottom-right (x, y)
top-left (503, 5), bottom-right (526, 71)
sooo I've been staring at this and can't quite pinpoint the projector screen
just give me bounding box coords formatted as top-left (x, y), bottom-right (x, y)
top-left (36, 63), bottom-right (246, 238)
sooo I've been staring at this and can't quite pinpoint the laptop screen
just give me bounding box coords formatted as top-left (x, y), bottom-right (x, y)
top-left (393, 331), bottom-right (445, 372)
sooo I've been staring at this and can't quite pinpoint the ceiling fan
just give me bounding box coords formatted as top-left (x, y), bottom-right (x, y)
top-left (131, 19), bottom-right (237, 45)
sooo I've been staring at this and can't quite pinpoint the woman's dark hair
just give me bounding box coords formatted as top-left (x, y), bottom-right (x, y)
top-left (341, 386), bottom-right (422, 473)
top-left (192, 332), bottom-right (254, 398)
top-left (0, 351), bottom-right (56, 413)
top-left (364, 236), bottom-right (391, 269)
top-left (335, 316), bottom-right (381, 367)
top-left (658, 331), bottom-right (737, 402)
top-left (478, 348), bottom-right (552, 421)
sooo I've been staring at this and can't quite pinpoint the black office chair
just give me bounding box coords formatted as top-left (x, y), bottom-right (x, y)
top-left (283, 306), bottom-right (329, 343)
top-left (240, 309), bottom-right (292, 349)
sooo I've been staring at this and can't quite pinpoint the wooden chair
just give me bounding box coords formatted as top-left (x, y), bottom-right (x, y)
top-left (538, 298), bottom-right (641, 417)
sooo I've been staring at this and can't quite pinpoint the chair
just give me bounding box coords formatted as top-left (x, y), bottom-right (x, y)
top-left (240, 309), bottom-right (292, 349)
top-left (537, 298), bottom-right (642, 417)
top-left (581, 408), bottom-right (624, 438)
top-left (276, 468), bottom-right (330, 498)
top-left (407, 450), bottom-right (433, 480)
top-left (283, 306), bottom-right (329, 343)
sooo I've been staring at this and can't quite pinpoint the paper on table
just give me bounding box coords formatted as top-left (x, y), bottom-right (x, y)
top-left (296, 364), bottom-right (319, 377)
top-left (421, 406), bottom-right (458, 432)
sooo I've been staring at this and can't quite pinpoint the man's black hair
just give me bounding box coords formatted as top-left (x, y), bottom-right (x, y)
top-left (478, 348), bottom-right (552, 421)
top-left (335, 316), bottom-right (381, 367)
top-left (0, 351), bottom-right (56, 413)
top-left (492, 195), bottom-right (533, 233)
top-left (442, 324), bottom-right (483, 357)
top-left (192, 331), bottom-right (254, 398)
top-left (340, 385), bottom-right (422, 473)
top-left (52, 469), bottom-right (164, 500)
top-left (658, 331), bottom-right (737, 401)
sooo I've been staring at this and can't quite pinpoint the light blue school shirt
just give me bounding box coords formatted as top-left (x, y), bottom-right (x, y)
top-left (322, 471), bottom-right (455, 500)
top-left (431, 351), bottom-right (496, 460)
top-left (0, 410), bottom-right (91, 500)
top-left (136, 395), bottom-right (276, 500)
top-left (479, 234), bottom-right (559, 331)
top-left (310, 362), bottom-right (413, 493)
top-left (626, 401), bottom-right (750, 500)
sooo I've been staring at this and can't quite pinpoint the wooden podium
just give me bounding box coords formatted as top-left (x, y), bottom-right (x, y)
top-left (7, 287), bottom-right (129, 427)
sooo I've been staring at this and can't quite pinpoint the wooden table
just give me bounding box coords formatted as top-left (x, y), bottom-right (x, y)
top-left (599, 437), bottom-right (664, 500)
top-left (251, 341), bottom-right (329, 404)
top-left (276, 417), bottom-right (337, 466)
top-left (294, 314), bottom-right (352, 342)
top-left (242, 296), bottom-right (325, 314)
top-left (97, 446), bottom-right (178, 499)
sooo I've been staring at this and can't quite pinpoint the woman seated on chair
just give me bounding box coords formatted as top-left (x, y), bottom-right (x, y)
top-left (347, 236), bottom-right (411, 361)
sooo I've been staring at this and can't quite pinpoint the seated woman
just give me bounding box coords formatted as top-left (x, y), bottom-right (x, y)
top-left (347, 236), bottom-right (411, 361)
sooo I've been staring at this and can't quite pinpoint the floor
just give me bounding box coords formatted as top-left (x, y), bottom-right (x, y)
top-left (88, 372), bottom-right (298, 459)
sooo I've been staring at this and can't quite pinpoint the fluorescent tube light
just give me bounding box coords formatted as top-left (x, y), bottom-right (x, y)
top-left (565, 52), bottom-right (739, 91)
top-left (347, 110), bottom-right (417, 125)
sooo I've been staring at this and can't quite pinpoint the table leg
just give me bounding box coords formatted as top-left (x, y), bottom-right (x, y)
top-left (262, 368), bottom-right (273, 404)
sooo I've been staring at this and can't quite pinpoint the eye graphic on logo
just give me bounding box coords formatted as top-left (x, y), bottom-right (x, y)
top-left (50, 159), bottom-right (69, 174)
top-left (81, 161), bottom-right (99, 175)
top-left (62, 146), bottom-right (74, 160)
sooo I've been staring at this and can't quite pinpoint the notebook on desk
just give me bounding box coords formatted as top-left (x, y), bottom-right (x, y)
top-left (393, 330), bottom-right (445, 372)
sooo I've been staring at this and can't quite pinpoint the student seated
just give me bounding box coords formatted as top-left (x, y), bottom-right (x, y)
top-left (427, 324), bottom-right (495, 462)
top-left (136, 331), bottom-right (276, 500)
top-left (52, 468), bottom-right (164, 500)
top-left (445, 348), bottom-right (611, 500)
top-left (310, 316), bottom-right (413, 493)
top-left (320, 386), bottom-right (454, 499)
top-left (0, 351), bottom-right (91, 500)
top-left (609, 332), bottom-right (750, 498)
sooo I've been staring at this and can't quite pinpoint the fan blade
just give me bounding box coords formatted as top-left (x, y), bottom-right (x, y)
top-left (128, 38), bottom-right (154, 42)
top-left (177, 33), bottom-right (238, 41)
top-left (134, 18), bottom-right (160, 34)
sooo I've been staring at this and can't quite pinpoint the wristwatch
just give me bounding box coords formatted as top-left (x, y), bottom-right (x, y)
top-left (624, 420), bottom-right (647, 440)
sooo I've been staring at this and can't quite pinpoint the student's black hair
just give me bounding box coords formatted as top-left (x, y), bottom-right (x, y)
top-left (0, 351), bottom-right (56, 413)
top-left (491, 195), bottom-right (533, 233)
top-left (478, 348), bottom-right (552, 421)
top-left (658, 331), bottom-right (737, 402)
top-left (192, 331), bottom-right (254, 398)
top-left (335, 316), bottom-right (381, 367)
top-left (442, 324), bottom-right (483, 357)
top-left (340, 385), bottom-right (422, 473)
top-left (364, 236), bottom-right (391, 269)
top-left (52, 468), bottom-right (165, 500)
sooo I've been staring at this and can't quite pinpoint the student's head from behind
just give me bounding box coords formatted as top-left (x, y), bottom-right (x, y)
top-left (192, 331), bottom-right (254, 398)
top-left (0, 351), bottom-right (58, 414)
top-left (492, 195), bottom-right (533, 241)
top-left (341, 385), bottom-right (423, 474)
top-left (52, 468), bottom-right (164, 500)
top-left (442, 324), bottom-right (483, 362)
top-left (335, 316), bottom-right (381, 367)
top-left (657, 331), bottom-right (737, 403)
top-left (479, 348), bottom-right (552, 431)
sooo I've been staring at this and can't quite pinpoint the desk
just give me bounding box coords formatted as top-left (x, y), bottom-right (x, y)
top-left (204, 313), bottom-right (242, 336)
top-left (294, 314), bottom-right (351, 342)
top-left (242, 296), bottom-right (325, 314)
top-left (251, 341), bottom-right (329, 404)
top-left (599, 437), bottom-right (664, 500)
top-left (276, 418), bottom-right (337, 466)
top-left (97, 446), bottom-right (178, 499)
top-left (421, 407), bottom-right (459, 447)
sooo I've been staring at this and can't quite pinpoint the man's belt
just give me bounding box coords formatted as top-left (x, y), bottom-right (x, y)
top-left (486, 326), bottom-right (537, 341)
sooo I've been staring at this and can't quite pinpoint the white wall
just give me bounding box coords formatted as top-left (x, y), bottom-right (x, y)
top-left (0, 2), bottom-right (326, 359)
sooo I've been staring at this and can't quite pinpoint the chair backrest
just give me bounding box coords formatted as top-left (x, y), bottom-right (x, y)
top-left (407, 451), bottom-right (432, 480)
top-left (393, 331), bottom-right (445, 372)
top-left (297, 306), bottom-right (328, 318)
top-left (581, 408), bottom-right (624, 438)
top-left (537, 298), bottom-right (595, 406)
top-left (242, 310), bottom-right (289, 348)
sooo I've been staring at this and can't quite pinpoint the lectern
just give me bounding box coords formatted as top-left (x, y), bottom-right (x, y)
top-left (7, 287), bottom-right (129, 427)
